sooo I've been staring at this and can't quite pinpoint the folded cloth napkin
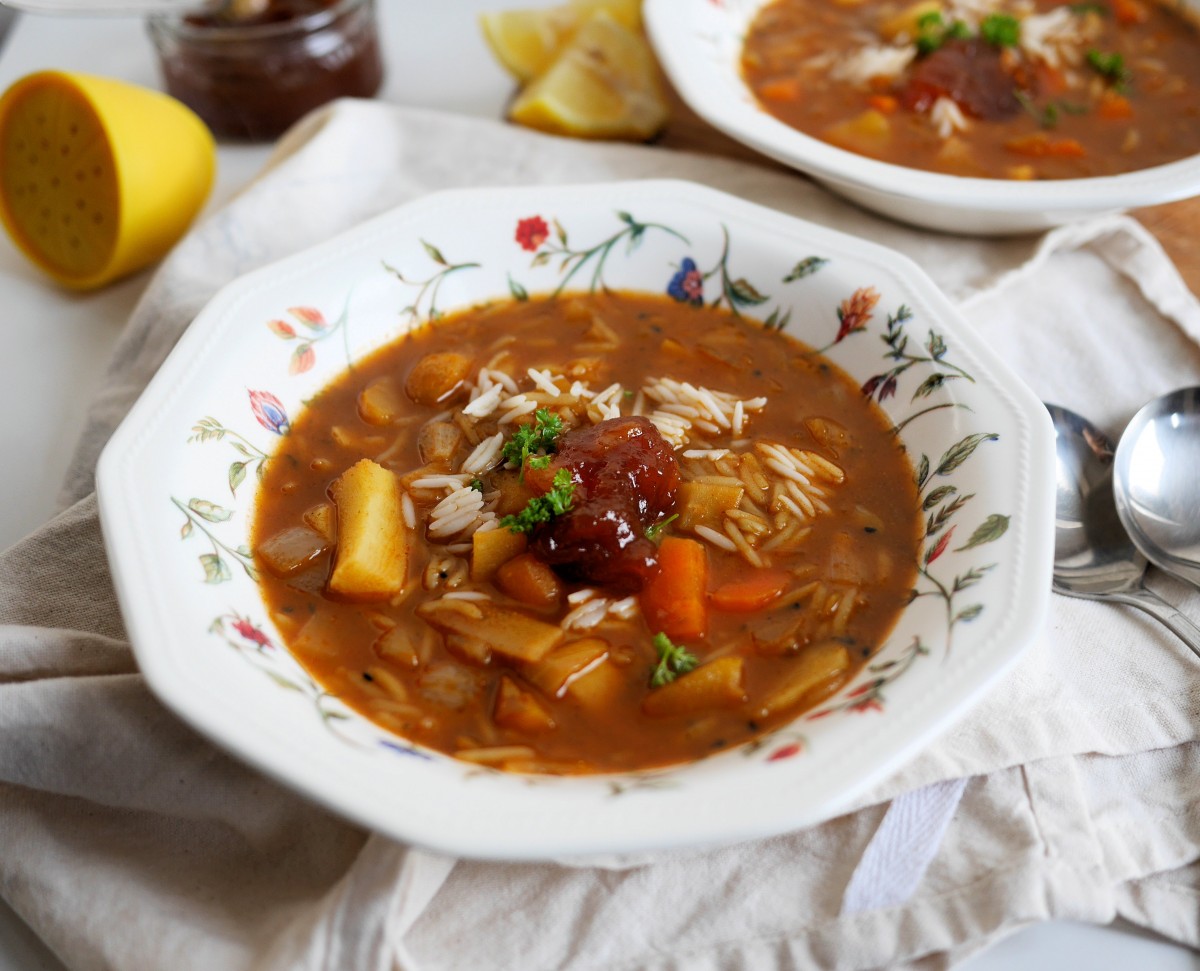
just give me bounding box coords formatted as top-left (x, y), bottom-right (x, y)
top-left (2, 100), bottom-right (1199, 971)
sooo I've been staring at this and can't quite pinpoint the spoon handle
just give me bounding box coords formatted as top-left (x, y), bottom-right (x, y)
top-left (1111, 587), bottom-right (1200, 661)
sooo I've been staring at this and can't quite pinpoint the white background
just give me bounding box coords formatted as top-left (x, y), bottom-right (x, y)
top-left (0, 2), bottom-right (1196, 968)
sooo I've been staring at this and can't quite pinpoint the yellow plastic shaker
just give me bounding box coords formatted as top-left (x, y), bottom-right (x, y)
top-left (0, 70), bottom-right (215, 290)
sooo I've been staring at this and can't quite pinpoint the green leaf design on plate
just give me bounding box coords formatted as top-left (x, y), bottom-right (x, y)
top-left (783, 256), bottom-right (828, 282)
top-left (422, 240), bottom-right (448, 266)
top-left (189, 498), bottom-right (233, 523)
top-left (923, 485), bottom-right (956, 509)
top-left (935, 433), bottom-right (999, 476)
top-left (508, 274), bottom-right (529, 301)
top-left (956, 513), bottom-right (1010, 551)
top-left (727, 277), bottom-right (769, 307)
top-left (200, 553), bottom-right (231, 584)
top-left (229, 461), bottom-right (248, 495)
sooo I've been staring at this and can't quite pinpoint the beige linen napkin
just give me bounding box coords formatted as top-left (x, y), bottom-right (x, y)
top-left (2, 100), bottom-right (1199, 970)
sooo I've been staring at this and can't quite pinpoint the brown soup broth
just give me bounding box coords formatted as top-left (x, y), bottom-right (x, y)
top-left (251, 292), bottom-right (921, 774)
top-left (741, 0), bottom-right (1200, 179)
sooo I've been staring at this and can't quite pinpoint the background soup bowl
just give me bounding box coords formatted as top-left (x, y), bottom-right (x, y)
top-left (97, 180), bottom-right (1054, 860)
top-left (644, 0), bottom-right (1200, 236)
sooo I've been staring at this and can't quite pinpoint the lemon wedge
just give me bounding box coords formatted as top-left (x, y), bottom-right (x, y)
top-left (481, 0), bottom-right (642, 83)
top-left (507, 11), bottom-right (668, 141)
top-left (0, 71), bottom-right (214, 290)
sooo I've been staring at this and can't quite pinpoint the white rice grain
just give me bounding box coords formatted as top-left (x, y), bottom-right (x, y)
top-left (461, 432), bottom-right (505, 474)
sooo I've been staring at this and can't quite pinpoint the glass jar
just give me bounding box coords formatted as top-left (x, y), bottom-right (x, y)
top-left (146, 0), bottom-right (384, 142)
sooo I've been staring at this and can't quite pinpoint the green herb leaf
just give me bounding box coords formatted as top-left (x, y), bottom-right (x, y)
top-left (1086, 49), bottom-right (1132, 89)
top-left (469, 479), bottom-right (484, 492)
top-left (645, 513), bottom-right (679, 541)
top-left (500, 468), bottom-right (575, 533)
top-left (501, 407), bottom-right (564, 477)
top-left (649, 632), bottom-right (698, 687)
top-left (980, 13), bottom-right (1020, 46)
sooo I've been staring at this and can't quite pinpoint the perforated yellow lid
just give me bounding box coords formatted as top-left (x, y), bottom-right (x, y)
top-left (0, 71), bottom-right (215, 290)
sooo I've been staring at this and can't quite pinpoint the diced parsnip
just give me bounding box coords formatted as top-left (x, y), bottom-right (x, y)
top-left (491, 470), bottom-right (538, 516)
top-left (256, 525), bottom-right (330, 578)
top-left (825, 531), bottom-right (869, 585)
top-left (878, 0), bottom-right (941, 40)
top-left (494, 675), bottom-right (556, 734)
top-left (373, 626), bottom-right (421, 669)
top-left (416, 600), bottom-right (564, 663)
top-left (642, 656), bottom-right (746, 717)
top-left (471, 528), bottom-right (528, 582)
top-left (563, 659), bottom-right (626, 710)
top-left (418, 662), bottom-right (483, 711)
top-left (822, 109), bottom-right (891, 154)
top-left (758, 641), bottom-right (851, 717)
top-left (331, 425), bottom-right (387, 451)
top-left (496, 553), bottom-right (563, 607)
top-left (292, 610), bottom-right (358, 658)
top-left (405, 351), bottom-right (472, 405)
top-left (328, 459), bottom-right (409, 600)
top-left (418, 421), bottom-right (465, 466)
top-left (527, 637), bottom-right (609, 698)
top-left (676, 481), bottom-right (744, 531)
top-left (358, 377), bottom-right (406, 426)
top-left (641, 536), bottom-right (709, 641)
top-left (302, 502), bottom-right (336, 542)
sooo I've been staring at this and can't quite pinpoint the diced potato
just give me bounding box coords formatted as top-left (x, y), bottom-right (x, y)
top-left (302, 502), bottom-right (336, 542)
top-left (494, 675), bottom-right (556, 734)
top-left (358, 377), bottom-right (406, 426)
top-left (444, 631), bottom-right (492, 666)
top-left (418, 420), bottom-right (465, 466)
top-left (405, 352), bottom-right (472, 405)
top-left (563, 658), bottom-right (625, 710)
top-left (471, 528), bottom-right (528, 582)
top-left (878, 0), bottom-right (941, 40)
top-left (256, 525), bottom-right (330, 578)
top-left (416, 600), bottom-right (564, 663)
top-left (642, 656), bottom-right (746, 717)
top-left (758, 641), bottom-right (851, 717)
top-left (527, 637), bottom-right (609, 698)
top-left (496, 553), bottom-right (563, 607)
top-left (825, 531), bottom-right (868, 585)
top-left (677, 481), bottom-right (744, 531)
top-left (373, 626), bottom-right (421, 669)
top-left (822, 109), bottom-right (891, 155)
top-left (328, 459), bottom-right (409, 600)
top-left (491, 470), bottom-right (537, 516)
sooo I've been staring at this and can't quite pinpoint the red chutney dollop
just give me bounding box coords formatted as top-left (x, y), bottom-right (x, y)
top-left (527, 416), bottom-right (680, 591)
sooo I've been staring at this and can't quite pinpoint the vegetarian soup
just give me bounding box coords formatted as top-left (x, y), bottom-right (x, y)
top-left (252, 291), bottom-right (921, 774)
top-left (741, 0), bottom-right (1200, 180)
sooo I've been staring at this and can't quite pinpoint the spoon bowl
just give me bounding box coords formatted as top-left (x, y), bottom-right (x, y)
top-left (1114, 386), bottom-right (1200, 589)
top-left (1047, 402), bottom-right (1200, 659)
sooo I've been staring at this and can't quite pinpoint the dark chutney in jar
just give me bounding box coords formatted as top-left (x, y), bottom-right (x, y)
top-left (147, 0), bottom-right (384, 141)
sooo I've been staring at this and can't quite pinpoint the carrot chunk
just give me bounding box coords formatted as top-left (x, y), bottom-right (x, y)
top-left (759, 78), bottom-right (802, 102)
top-left (1098, 90), bottom-right (1133, 120)
top-left (867, 94), bottom-right (898, 114)
top-left (710, 570), bottom-right (791, 612)
top-left (496, 552), bottom-right (563, 608)
top-left (640, 536), bottom-right (709, 641)
top-left (1004, 133), bottom-right (1087, 159)
top-left (1112, 0), bottom-right (1148, 24)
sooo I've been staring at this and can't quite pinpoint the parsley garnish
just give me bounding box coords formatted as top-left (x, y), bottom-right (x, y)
top-left (980, 13), bottom-right (1020, 46)
top-left (499, 468), bottom-right (575, 533)
top-left (650, 632), bottom-right (698, 688)
top-left (469, 478), bottom-right (484, 492)
top-left (1086, 49), bottom-right (1131, 90)
top-left (1015, 91), bottom-right (1089, 129)
top-left (644, 513), bottom-right (679, 541)
top-left (501, 407), bottom-right (563, 479)
top-left (915, 12), bottom-right (971, 55)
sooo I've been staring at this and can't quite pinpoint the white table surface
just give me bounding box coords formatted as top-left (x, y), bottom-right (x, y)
top-left (0, 4), bottom-right (1197, 969)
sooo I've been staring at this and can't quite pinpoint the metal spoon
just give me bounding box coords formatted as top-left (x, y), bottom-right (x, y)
top-left (1047, 402), bottom-right (1200, 659)
top-left (1114, 386), bottom-right (1200, 592)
